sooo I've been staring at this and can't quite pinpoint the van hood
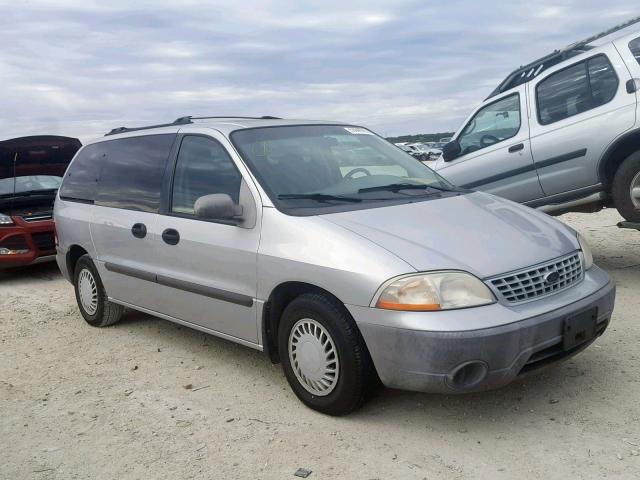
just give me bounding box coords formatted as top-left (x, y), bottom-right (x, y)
top-left (322, 192), bottom-right (579, 278)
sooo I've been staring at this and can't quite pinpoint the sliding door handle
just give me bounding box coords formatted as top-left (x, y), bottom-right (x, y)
top-left (162, 228), bottom-right (180, 245)
top-left (508, 143), bottom-right (524, 153)
top-left (131, 223), bottom-right (147, 239)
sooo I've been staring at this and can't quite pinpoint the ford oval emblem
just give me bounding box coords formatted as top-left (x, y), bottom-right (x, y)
top-left (544, 271), bottom-right (560, 285)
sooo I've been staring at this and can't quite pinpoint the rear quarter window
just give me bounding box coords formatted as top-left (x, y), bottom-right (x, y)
top-left (59, 144), bottom-right (103, 202)
top-left (94, 134), bottom-right (175, 213)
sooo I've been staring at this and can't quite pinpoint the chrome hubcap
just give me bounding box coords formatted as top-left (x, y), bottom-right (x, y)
top-left (78, 269), bottom-right (98, 315)
top-left (288, 318), bottom-right (339, 396)
top-left (631, 171), bottom-right (640, 209)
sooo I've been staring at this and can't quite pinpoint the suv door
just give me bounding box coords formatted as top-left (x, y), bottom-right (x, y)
top-left (91, 134), bottom-right (176, 311)
top-left (434, 86), bottom-right (544, 203)
top-left (152, 129), bottom-right (261, 344)
top-left (528, 47), bottom-right (635, 197)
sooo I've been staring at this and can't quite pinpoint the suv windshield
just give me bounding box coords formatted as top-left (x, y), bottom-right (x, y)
top-left (231, 125), bottom-right (460, 214)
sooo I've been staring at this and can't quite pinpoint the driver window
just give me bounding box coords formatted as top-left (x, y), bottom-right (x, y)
top-left (457, 94), bottom-right (521, 156)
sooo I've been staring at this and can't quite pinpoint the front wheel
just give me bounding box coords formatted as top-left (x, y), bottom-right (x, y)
top-left (612, 151), bottom-right (640, 222)
top-left (278, 293), bottom-right (377, 416)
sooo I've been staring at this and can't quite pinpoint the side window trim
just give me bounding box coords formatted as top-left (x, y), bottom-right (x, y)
top-left (164, 133), bottom-right (245, 225)
top-left (535, 53), bottom-right (619, 126)
top-left (456, 92), bottom-right (522, 156)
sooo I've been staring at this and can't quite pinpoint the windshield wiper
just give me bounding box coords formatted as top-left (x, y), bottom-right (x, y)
top-left (278, 193), bottom-right (362, 203)
top-left (358, 183), bottom-right (452, 194)
top-left (0, 188), bottom-right (58, 199)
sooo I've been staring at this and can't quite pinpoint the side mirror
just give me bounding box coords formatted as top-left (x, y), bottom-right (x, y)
top-left (194, 194), bottom-right (243, 221)
top-left (442, 140), bottom-right (462, 162)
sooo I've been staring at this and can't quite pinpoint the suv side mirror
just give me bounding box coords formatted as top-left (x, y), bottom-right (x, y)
top-left (194, 194), bottom-right (243, 221)
top-left (442, 140), bottom-right (462, 162)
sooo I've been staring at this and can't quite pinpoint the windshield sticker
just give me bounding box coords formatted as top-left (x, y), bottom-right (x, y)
top-left (344, 127), bottom-right (373, 135)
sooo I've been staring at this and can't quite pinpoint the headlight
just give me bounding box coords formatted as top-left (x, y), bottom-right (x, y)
top-left (375, 271), bottom-right (496, 311)
top-left (577, 233), bottom-right (593, 270)
top-left (0, 213), bottom-right (13, 225)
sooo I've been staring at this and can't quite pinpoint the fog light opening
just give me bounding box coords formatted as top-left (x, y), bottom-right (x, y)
top-left (0, 248), bottom-right (30, 255)
top-left (448, 361), bottom-right (488, 390)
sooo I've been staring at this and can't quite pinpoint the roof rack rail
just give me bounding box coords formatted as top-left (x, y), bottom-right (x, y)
top-left (487, 16), bottom-right (640, 99)
top-left (174, 115), bottom-right (282, 123)
top-left (105, 116), bottom-right (193, 136)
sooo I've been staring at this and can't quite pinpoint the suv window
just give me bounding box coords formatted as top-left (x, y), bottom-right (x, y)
top-left (95, 134), bottom-right (174, 213)
top-left (536, 55), bottom-right (619, 125)
top-left (630, 37), bottom-right (640, 65)
top-left (59, 143), bottom-right (103, 202)
top-left (457, 94), bottom-right (521, 156)
top-left (171, 136), bottom-right (242, 215)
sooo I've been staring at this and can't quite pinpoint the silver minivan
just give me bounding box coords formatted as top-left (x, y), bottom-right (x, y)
top-left (55, 117), bottom-right (615, 415)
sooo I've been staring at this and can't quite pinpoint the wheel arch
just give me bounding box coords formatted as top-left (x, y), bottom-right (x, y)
top-left (599, 128), bottom-right (640, 193)
top-left (66, 244), bottom-right (89, 278)
top-left (261, 281), bottom-right (351, 364)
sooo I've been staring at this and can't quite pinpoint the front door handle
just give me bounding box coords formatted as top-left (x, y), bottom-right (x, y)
top-left (131, 223), bottom-right (147, 239)
top-left (508, 143), bottom-right (524, 153)
top-left (162, 228), bottom-right (180, 245)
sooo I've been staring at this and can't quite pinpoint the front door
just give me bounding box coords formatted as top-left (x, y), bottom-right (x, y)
top-left (152, 131), bottom-right (262, 344)
top-left (528, 47), bottom-right (636, 196)
top-left (435, 86), bottom-right (544, 203)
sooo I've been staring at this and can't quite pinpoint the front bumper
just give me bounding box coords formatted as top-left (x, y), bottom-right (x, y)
top-left (349, 266), bottom-right (615, 394)
top-left (0, 217), bottom-right (57, 268)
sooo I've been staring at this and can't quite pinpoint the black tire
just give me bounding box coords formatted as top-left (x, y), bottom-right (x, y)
top-left (612, 151), bottom-right (640, 222)
top-left (73, 255), bottom-right (123, 327)
top-left (278, 293), bottom-right (378, 416)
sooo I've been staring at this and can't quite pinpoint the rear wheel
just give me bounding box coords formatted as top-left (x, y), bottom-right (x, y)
top-left (278, 293), bottom-right (377, 416)
top-left (612, 151), bottom-right (640, 222)
top-left (73, 255), bottom-right (123, 327)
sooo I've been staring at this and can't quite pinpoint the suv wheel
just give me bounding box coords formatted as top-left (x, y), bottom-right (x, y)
top-left (278, 293), bottom-right (377, 416)
top-left (73, 255), bottom-right (124, 327)
top-left (612, 151), bottom-right (640, 222)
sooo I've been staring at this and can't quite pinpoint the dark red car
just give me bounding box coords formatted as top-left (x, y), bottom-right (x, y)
top-left (0, 135), bottom-right (81, 267)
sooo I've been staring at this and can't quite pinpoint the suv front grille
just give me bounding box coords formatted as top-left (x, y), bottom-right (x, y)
top-left (488, 252), bottom-right (583, 304)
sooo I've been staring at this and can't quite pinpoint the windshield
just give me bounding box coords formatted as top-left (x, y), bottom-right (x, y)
top-left (0, 175), bottom-right (62, 196)
top-left (231, 125), bottom-right (460, 214)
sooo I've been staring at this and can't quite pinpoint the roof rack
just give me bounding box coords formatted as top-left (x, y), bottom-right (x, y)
top-left (105, 115), bottom-right (283, 136)
top-left (487, 16), bottom-right (640, 99)
top-left (105, 117), bottom-right (193, 136)
top-left (174, 115), bottom-right (282, 123)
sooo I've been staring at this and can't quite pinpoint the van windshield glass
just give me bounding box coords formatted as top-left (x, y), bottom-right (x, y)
top-left (231, 125), bottom-right (459, 212)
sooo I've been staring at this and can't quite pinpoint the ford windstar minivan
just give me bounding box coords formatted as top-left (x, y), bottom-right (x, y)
top-left (55, 116), bottom-right (615, 415)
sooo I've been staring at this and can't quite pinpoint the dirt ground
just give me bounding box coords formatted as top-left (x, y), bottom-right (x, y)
top-left (1, 208), bottom-right (640, 480)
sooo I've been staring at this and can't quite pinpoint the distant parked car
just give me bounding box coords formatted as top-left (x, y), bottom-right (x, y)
top-left (56, 116), bottom-right (613, 415)
top-left (0, 135), bottom-right (81, 267)
top-left (435, 20), bottom-right (640, 220)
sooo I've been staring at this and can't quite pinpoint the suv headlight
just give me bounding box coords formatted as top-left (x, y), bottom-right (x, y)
top-left (577, 233), bottom-right (593, 270)
top-left (0, 213), bottom-right (13, 225)
top-left (375, 271), bottom-right (496, 311)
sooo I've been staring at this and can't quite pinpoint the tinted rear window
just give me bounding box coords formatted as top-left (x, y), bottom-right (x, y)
top-left (95, 134), bottom-right (175, 212)
top-left (59, 143), bottom-right (103, 202)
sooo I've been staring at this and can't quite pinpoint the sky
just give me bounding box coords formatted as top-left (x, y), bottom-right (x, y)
top-left (0, 0), bottom-right (638, 143)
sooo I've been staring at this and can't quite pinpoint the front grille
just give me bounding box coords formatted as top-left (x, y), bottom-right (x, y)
top-left (31, 232), bottom-right (56, 252)
top-left (488, 252), bottom-right (583, 304)
top-left (0, 235), bottom-right (29, 251)
top-left (21, 213), bottom-right (53, 222)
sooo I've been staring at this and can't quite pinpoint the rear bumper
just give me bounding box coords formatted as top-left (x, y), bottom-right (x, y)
top-left (349, 267), bottom-right (615, 394)
top-left (0, 217), bottom-right (57, 268)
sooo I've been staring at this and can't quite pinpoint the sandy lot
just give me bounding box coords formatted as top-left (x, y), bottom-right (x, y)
top-left (1, 208), bottom-right (639, 480)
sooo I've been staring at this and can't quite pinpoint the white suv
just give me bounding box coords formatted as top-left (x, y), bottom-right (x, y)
top-left (435, 20), bottom-right (640, 221)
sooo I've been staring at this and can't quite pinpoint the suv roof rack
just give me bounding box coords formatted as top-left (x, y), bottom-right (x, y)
top-left (487, 16), bottom-right (640, 99)
top-left (105, 115), bottom-right (282, 136)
